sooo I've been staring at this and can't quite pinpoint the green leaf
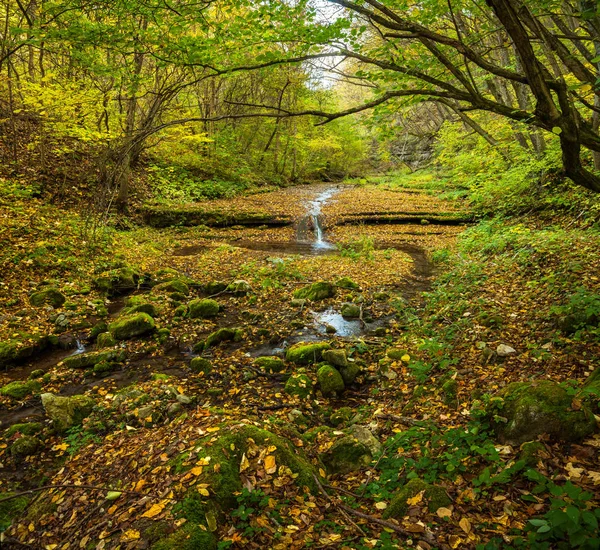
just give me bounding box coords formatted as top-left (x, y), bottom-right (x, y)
top-left (105, 491), bottom-right (122, 501)
top-left (566, 505), bottom-right (580, 523)
top-left (552, 127), bottom-right (562, 135)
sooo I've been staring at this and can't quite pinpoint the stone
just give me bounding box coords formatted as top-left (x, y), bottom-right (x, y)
top-left (96, 332), bottom-right (116, 348)
top-left (322, 349), bottom-right (348, 368)
top-left (109, 312), bottom-right (155, 340)
top-left (286, 342), bottom-right (330, 365)
top-left (336, 277), bottom-right (360, 290)
top-left (0, 380), bottom-right (41, 400)
top-left (293, 281), bottom-right (335, 302)
top-left (167, 402), bottom-right (183, 417)
top-left (325, 324), bottom-right (337, 334)
top-left (153, 279), bottom-right (190, 296)
top-left (322, 434), bottom-right (372, 474)
top-left (254, 356), bottom-right (285, 373)
top-left (62, 349), bottom-right (123, 369)
top-left (190, 357), bottom-right (212, 375)
top-left (4, 422), bottom-right (43, 438)
top-left (93, 361), bottom-right (113, 376)
top-left (339, 364), bottom-right (361, 385)
top-left (176, 394), bottom-right (193, 405)
top-left (317, 365), bottom-right (345, 396)
top-left (519, 441), bottom-right (546, 467)
top-left (204, 327), bottom-right (243, 348)
top-left (284, 373), bottom-right (313, 399)
top-left (93, 267), bottom-right (139, 296)
top-left (387, 348), bottom-right (408, 361)
top-left (442, 378), bottom-right (458, 406)
top-left (10, 435), bottom-right (42, 459)
top-left (496, 344), bottom-right (516, 357)
top-left (41, 393), bottom-right (95, 432)
top-left (188, 298), bottom-right (220, 319)
top-left (488, 381), bottom-right (596, 444)
top-left (29, 288), bottom-right (66, 308)
top-left (347, 425), bottom-right (381, 456)
top-left (227, 280), bottom-right (252, 295)
top-left (383, 479), bottom-right (451, 519)
top-left (28, 369), bottom-right (45, 380)
top-left (137, 404), bottom-right (157, 425)
top-left (157, 328), bottom-right (170, 345)
top-left (330, 407), bottom-right (353, 427)
top-left (204, 281), bottom-right (228, 295)
top-left (125, 302), bottom-right (158, 317)
top-left (290, 298), bottom-right (307, 307)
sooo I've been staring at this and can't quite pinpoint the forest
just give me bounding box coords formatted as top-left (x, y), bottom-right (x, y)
top-left (1, 0), bottom-right (600, 548)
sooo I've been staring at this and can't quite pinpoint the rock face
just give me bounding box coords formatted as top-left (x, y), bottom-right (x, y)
top-left (62, 349), bottom-right (124, 369)
top-left (293, 281), bottom-right (335, 302)
top-left (383, 478), bottom-right (451, 519)
top-left (317, 365), bottom-right (345, 396)
top-left (254, 356), bottom-right (285, 373)
top-left (286, 342), bottom-right (330, 365)
top-left (284, 373), bottom-right (313, 398)
top-left (340, 303), bottom-right (361, 319)
top-left (0, 380), bottom-right (41, 400)
top-left (489, 381), bottom-right (597, 444)
top-left (109, 312), bottom-right (155, 340)
top-left (41, 393), bottom-right (95, 432)
top-left (188, 298), bottom-right (220, 319)
top-left (322, 426), bottom-right (380, 474)
top-left (29, 288), bottom-right (66, 308)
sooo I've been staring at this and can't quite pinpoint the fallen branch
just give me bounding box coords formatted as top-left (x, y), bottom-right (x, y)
top-left (0, 484), bottom-right (147, 505)
top-left (375, 412), bottom-right (431, 427)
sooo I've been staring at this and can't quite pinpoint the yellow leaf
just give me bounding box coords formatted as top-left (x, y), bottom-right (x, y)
top-left (401, 354), bottom-right (410, 363)
top-left (319, 468), bottom-right (326, 478)
top-left (120, 529), bottom-right (140, 542)
top-left (239, 453), bottom-right (250, 473)
top-left (449, 535), bottom-right (463, 548)
top-left (407, 490), bottom-right (424, 506)
top-left (207, 426), bottom-right (220, 433)
top-left (265, 455), bottom-right (277, 474)
top-left (198, 488), bottom-right (210, 496)
top-left (565, 462), bottom-right (584, 479)
top-left (267, 445), bottom-right (277, 453)
top-left (190, 466), bottom-right (203, 476)
top-left (52, 443), bottom-right (69, 452)
top-left (133, 480), bottom-right (147, 492)
top-left (375, 502), bottom-right (388, 510)
top-left (459, 517), bottom-right (471, 534)
top-left (587, 471), bottom-right (600, 485)
top-left (436, 507), bottom-right (452, 518)
top-left (141, 499), bottom-right (169, 519)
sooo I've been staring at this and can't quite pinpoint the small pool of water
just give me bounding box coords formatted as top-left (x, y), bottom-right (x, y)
top-left (313, 309), bottom-right (363, 337)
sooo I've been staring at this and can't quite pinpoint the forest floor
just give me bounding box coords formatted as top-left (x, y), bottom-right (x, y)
top-left (1, 176), bottom-right (599, 550)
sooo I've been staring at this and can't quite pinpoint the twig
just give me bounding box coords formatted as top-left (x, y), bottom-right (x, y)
top-left (323, 483), bottom-right (367, 500)
top-left (375, 413), bottom-right (431, 427)
top-left (0, 484), bottom-right (148, 504)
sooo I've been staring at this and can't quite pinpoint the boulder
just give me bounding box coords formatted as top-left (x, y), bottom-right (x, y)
top-left (10, 435), bottom-right (42, 459)
top-left (227, 280), bottom-right (252, 295)
top-left (286, 342), bottom-right (330, 365)
top-left (317, 365), bottom-right (345, 396)
top-left (322, 433), bottom-right (372, 474)
top-left (152, 279), bottom-right (189, 296)
top-left (4, 422), bottom-right (43, 438)
top-left (125, 302), bottom-right (158, 317)
top-left (387, 348), bottom-right (409, 361)
top-left (29, 288), bottom-right (66, 308)
top-left (188, 298), bottom-right (220, 319)
top-left (190, 357), bottom-right (212, 375)
top-left (293, 281), bottom-right (335, 302)
top-left (341, 303), bottom-right (361, 318)
top-left (488, 381), bottom-right (596, 444)
top-left (336, 277), bottom-right (360, 290)
top-left (284, 373), bottom-right (313, 399)
top-left (290, 298), bottom-right (307, 308)
top-left (348, 425), bottom-right (381, 456)
top-left (383, 478), bottom-right (451, 519)
top-left (109, 312), bottom-right (155, 340)
top-left (339, 364), bottom-right (361, 385)
top-left (254, 356), bottom-right (285, 373)
top-left (322, 349), bottom-right (348, 368)
top-left (204, 281), bottom-right (228, 295)
top-left (93, 267), bottom-right (139, 296)
top-left (41, 393), bottom-right (95, 432)
top-left (204, 327), bottom-right (243, 348)
top-left (62, 349), bottom-right (123, 369)
top-left (0, 380), bottom-right (41, 400)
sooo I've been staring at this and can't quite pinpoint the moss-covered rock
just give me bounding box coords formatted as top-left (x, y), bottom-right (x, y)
top-left (10, 435), bottom-right (42, 459)
top-left (285, 373), bottom-right (313, 399)
top-left (124, 300), bottom-right (158, 317)
top-left (322, 433), bottom-right (371, 474)
top-left (190, 357), bottom-right (212, 375)
top-left (254, 356), bottom-right (285, 373)
top-left (157, 328), bottom-right (171, 345)
top-left (387, 348), bottom-right (409, 361)
top-left (336, 277), bottom-right (360, 290)
top-left (383, 478), bottom-right (451, 519)
top-left (0, 380), bottom-right (41, 400)
top-left (96, 332), bottom-right (116, 348)
top-left (322, 349), bottom-right (348, 368)
top-left (442, 378), bottom-right (458, 406)
top-left (109, 312), bottom-right (155, 340)
top-left (62, 349), bottom-right (123, 369)
top-left (519, 441), bottom-right (546, 467)
top-left (293, 281), bottom-right (335, 302)
top-left (4, 422), bottom-right (43, 438)
top-left (28, 369), bottom-right (45, 380)
top-left (204, 281), bottom-right (228, 295)
top-left (153, 524), bottom-right (217, 550)
top-left (227, 279), bottom-right (252, 295)
top-left (317, 365), bottom-right (345, 396)
top-left (93, 267), bottom-right (139, 296)
top-left (330, 407), bottom-right (354, 427)
top-left (286, 342), bottom-right (330, 365)
top-left (339, 364), bottom-right (361, 385)
top-left (41, 393), bottom-right (95, 432)
top-left (0, 492), bottom-right (30, 531)
top-left (188, 298), bottom-right (220, 319)
top-left (153, 280), bottom-right (190, 296)
top-left (29, 288), bottom-right (66, 308)
top-left (204, 327), bottom-right (243, 348)
top-left (489, 381), bottom-right (596, 444)
top-left (0, 336), bottom-right (54, 368)
top-left (340, 303), bottom-right (361, 318)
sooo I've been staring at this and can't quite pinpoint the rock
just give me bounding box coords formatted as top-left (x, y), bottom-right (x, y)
top-left (339, 364), bottom-right (361, 385)
top-left (488, 381), bottom-right (596, 444)
top-left (227, 280), bottom-right (252, 295)
top-left (4, 422), bottom-right (43, 437)
top-left (28, 369), bottom-right (45, 380)
top-left (109, 312), bottom-right (155, 340)
top-left (330, 407), bottom-right (354, 427)
top-left (322, 349), bottom-right (348, 368)
top-left (387, 348), bottom-right (408, 361)
top-left (290, 298), bottom-right (307, 307)
top-left (96, 332), bottom-right (116, 348)
top-left (167, 402), bottom-right (183, 417)
top-left (205, 281), bottom-right (228, 295)
top-left (373, 292), bottom-right (390, 301)
top-left (519, 441), bottom-right (546, 467)
top-left (174, 305), bottom-right (187, 317)
top-left (317, 365), bottom-right (345, 396)
top-left (293, 281), bottom-right (335, 302)
top-left (93, 267), bottom-right (139, 296)
top-left (336, 277), bottom-right (360, 290)
top-left (371, 327), bottom-right (387, 337)
top-left (176, 394), bottom-right (192, 405)
top-left (496, 344), bottom-right (516, 357)
top-left (137, 404), bottom-right (157, 425)
top-left (62, 349), bottom-right (123, 369)
top-left (53, 313), bottom-right (69, 329)
top-left (348, 425), bottom-right (381, 456)
top-left (156, 328), bottom-right (170, 345)
top-left (125, 302), bottom-right (158, 317)
top-left (254, 356), bottom-right (285, 373)
top-left (190, 357), bottom-right (212, 375)
top-left (93, 361), bottom-right (114, 377)
top-left (383, 479), bottom-right (451, 519)
top-left (205, 327), bottom-right (243, 348)
top-left (442, 378), bottom-right (458, 406)
top-left (153, 279), bottom-right (190, 296)
top-left (41, 393), bottom-right (95, 432)
top-left (29, 288), bottom-right (66, 308)
top-left (325, 324), bottom-right (337, 334)
top-left (0, 380), bottom-right (41, 400)
top-left (558, 312), bottom-right (599, 335)
top-left (284, 373), bottom-right (313, 399)
top-left (322, 433), bottom-right (372, 474)
top-left (286, 342), bottom-right (330, 365)
top-left (10, 435), bottom-right (42, 459)
top-left (188, 298), bottom-right (220, 319)
top-left (0, 336), bottom-right (55, 368)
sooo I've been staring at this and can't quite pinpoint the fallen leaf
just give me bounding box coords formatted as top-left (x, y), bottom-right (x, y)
top-left (265, 454), bottom-right (277, 474)
top-left (240, 453), bottom-right (250, 473)
top-left (459, 517), bottom-right (471, 534)
top-left (375, 502), bottom-right (388, 510)
top-left (141, 499), bottom-right (169, 519)
top-left (407, 490), bottom-right (424, 506)
top-left (436, 507), bottom-right (452, 518)
top-left (120, 529), bottom-right (140, 542)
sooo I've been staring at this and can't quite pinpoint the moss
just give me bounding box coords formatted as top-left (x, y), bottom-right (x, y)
top-left (442, 378), bottom-right (458, 406)
top-left (254, 356), bottom-right (285, 373)
top-left (383, 478), bottom-right (451, 519)
top-left (0, 380), bottom-right (41, 400)
top-left (387, 348), bottom-right (408, 361)
top-left (29, 288), bottom-right (66, 308)
top-left (0, 493), bottom-right (30, 531)
top-left (204, 281), bottom-right (228, 295)
top-left (330, 407), bottom-right (354, 427)
top-left (340, 303), bottom-right (361, 318)
top-left (152, 373), bottom-right (170, 381)
top-left (322, 436), bottom-right (372, 474)
top-left (93, 267), bottom-right (139, 296)
top-left (286, 342), bottom-right (330, 365)
top-left (90, 321), bottom-right (108, 340)
top-left (41, 393), bottom-right (95, 433)
top-left (336, 277), bottom-right (360, 290)
top-left (322, 349), bottom-right (348, 368)
top-left (0, 335), bottom-right (53, 368)
top-left (96, 332), bottom-right (116, 348)
top-left (490, 381), bottom-right (596, 444)
top-left (4, 422), bottom-right (43, 438)
top-left (284, 373), bottom-right (313, 399)
top-left (109, 312), bottom-right (155, 340)
top-left (519, 441), bottom-right (546, 467)
top-left (174, 305), bottom-right (188, 318)
top-left (339, 364), bottom-right (361, 385)
top-left (28, 369), bottom-right (45, 380)
top-left (62, 349), bottom-right (123, 369)
top-left (226, 280), bottom-right (252, 295)
top-left (152, 523), bottom-right (217, 550)
top-left (293, 281), bottom-right (335, 301)
top-left (157, 328), bottom-right (171, 345)
top-left (10, 435), bottom-right (42, 459)
top-left (317, 365), bottom-right (345, 396)
top-left (190, 357), bottom-right (212, 375)
top-left (125, 302), bottom-right (158, 317)
top-left (188, 299), bottom-right (220, 319)
top-left (204, 328), bottom-right (243, 348)
top-left (153, 280), bottom-right (190, 296)
top-left (93, 360), bottom-right (114, 376)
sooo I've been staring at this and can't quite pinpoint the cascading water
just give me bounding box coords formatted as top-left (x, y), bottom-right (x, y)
top-left (298, 187), bottom-right (339, 251)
